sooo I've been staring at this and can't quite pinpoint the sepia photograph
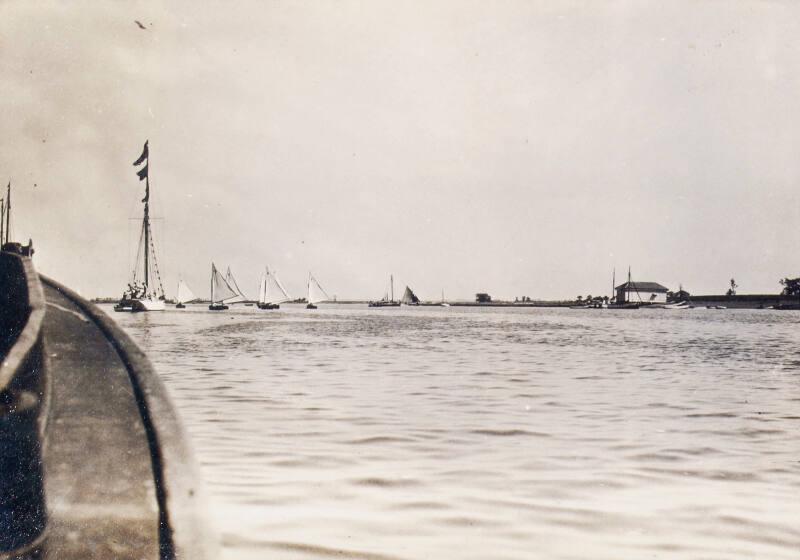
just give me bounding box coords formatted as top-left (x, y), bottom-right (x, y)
top-left (1, 1), bottom-right (799, 559)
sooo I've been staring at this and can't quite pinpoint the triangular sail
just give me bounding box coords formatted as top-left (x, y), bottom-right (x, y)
top-left (267, 270), bottom-right (291, 304)
top-left (401, 286), bottom-right (419, 304)
top-left (257, 271), bottom-right (268, 305)
top-left (307, 273), bottom-right (330, 304)
top-left (176, 280), bottom-right (196, 304)
top-left (224, 267), bottom-right (247, 303)
top-left (211, 263), bottom-right (238, 304)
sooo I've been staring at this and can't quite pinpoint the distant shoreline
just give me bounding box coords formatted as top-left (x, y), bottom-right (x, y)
top-left (91, 294), bottom-right (800, 309)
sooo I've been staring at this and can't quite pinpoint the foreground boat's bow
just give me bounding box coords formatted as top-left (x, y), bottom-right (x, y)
top-left (0, 246), bottom-right (217, 559)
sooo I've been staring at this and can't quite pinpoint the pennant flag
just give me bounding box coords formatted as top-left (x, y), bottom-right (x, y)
top-left (133, 140), bottom-right (150, 202)
top-left (133, 140), bottom-right (149, 166)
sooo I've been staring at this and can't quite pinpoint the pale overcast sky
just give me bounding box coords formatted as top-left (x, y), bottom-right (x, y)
top-left (1, 1), bottom-right (799, 300)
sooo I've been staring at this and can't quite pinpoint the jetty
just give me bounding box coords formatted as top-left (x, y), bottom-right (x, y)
top-left (0, 243), bottom-right (216, 559)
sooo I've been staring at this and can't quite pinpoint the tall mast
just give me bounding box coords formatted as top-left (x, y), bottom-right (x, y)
top-left (627, 266), bottom-right (631, 302)
top-left (143, 163), bottom-right (150, 294)
top-left (627, 266), bottom-right (642, 303)
top-left (390, 274), bottom-right (394, 302)
top-left (5, 182), bottom-right (10, 246)
top-left (133, 140), bottom-right (150, 296)
top-left (210, 263), bottom-right (215, 304)
top-left (0, 198), bottom-right (4, 247)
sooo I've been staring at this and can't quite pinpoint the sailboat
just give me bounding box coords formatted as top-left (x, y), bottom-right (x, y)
top-left (175, 279), bottom-right (196, 309)
top-left (440, 289), bottom-right (450, 307)
top-left (368, 274), bottom-right (401, 307)
top-left (224, 267), bottom-right (248, 304)
top-left (400, 286), bottom-right (420, 306)
top-left (306, 272), bottom-right (330, 309)
top-left (115, 141), bottom-right (166, 312)
top-left (209, 262), bottom-right (237, 310)
top-left (608, 267), bottom-right (640, 310)
top-left (257, 267), bottom-right (291, 309)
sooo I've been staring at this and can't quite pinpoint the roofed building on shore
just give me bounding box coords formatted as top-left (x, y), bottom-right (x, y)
top-left (615, 281), bottom-right (669, 304)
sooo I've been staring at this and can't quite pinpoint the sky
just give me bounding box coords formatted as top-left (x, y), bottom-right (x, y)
top-left (1, 1), bottom-right (799, 300)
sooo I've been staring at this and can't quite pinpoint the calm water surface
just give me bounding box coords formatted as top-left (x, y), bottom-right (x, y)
top-left (105, 304), bottom-right (800, 559)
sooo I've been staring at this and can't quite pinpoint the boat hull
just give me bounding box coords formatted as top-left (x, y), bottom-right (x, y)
top-left (306, 303), bottom-right (317, 309)
top-left (2, 250), bottom-right (218, 558)
top-left (664, 301), bottom-right (689, 310)
top-left (258, 303), bottom-right (280, 309)
top-left (115, 298), bottom-right (165, 312)
top-left (132, 298), bottom-right (165, 312)
top-left (208, 304), bottom-right (229, 311)
top-left (368, 301), bottom-right (401, 308)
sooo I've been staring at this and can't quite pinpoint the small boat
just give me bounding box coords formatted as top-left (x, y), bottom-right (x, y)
top-left (369, 274), bottom-right (401, 307)
top-left (664, 301), bottom-right (689, 310)
top-left (175, 278), bottom-right (196, 309)
top-left (306, 272), bottom-right (330, 309)
top-left (209, 262), bottom-right (237, 310)
top-left (401, 286), bottom-right (421, 306)
top-left (608, 302), bottom-right (640, 310)
top-left (114, 141), bottom-right (166, 312)
top-left (439, 289), bottom-right (450, 307)
top-left (257, 266), bottom-right (291, 309)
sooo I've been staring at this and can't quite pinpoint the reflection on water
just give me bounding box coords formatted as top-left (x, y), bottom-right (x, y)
top-left (106, 304), bottom-right (800, 559)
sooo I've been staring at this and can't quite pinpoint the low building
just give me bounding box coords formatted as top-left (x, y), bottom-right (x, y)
top-left (615, 281), bottom-right (668, 304)
top-left (475, 293), bottom-right (492, 303)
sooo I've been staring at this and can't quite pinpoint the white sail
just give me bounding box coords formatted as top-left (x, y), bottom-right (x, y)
top-left (267, 270), bottom-right (291, 304)
top-left (307, 273), bottom-right (330, 304)
top-left (401, 286), bottom-right (419, 305)
top-left (176, 280), bottom-right (196, 304)
top-left (211, 263), bottom-right (238, 304)
top-left (224, 267), bottom-right (247, 303)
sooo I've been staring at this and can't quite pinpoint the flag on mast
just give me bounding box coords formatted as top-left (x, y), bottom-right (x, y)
top-left (133, 141), bottom-right (149, 166)
top-left (133, 140), bottom-right (149, 202)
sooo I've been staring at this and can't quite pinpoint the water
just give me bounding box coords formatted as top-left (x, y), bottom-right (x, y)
top-left (105, 304), bottom-right (800, 559)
